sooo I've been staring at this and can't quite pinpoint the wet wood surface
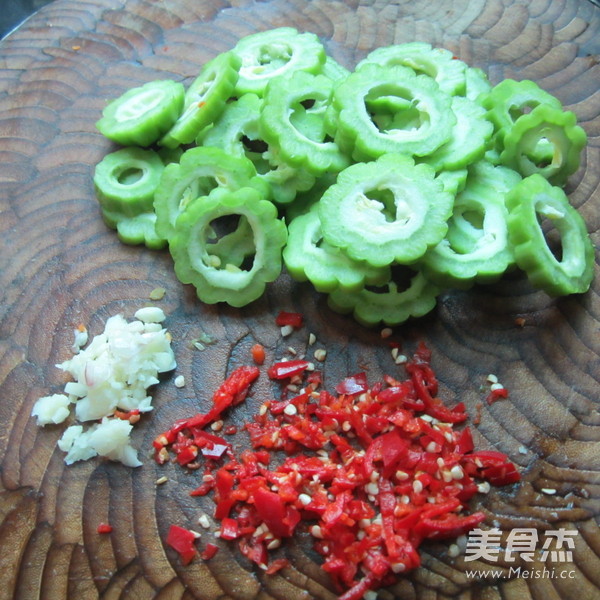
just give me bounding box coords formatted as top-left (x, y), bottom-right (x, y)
top-left (0, 0), bottom-right (599, 598)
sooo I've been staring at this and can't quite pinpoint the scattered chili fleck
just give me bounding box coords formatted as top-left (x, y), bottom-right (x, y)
top-left (265, 558), bottom-right (290, 574)
top-left (267, 359), bottom-right (310, 380)
top-left (201, 542), bottom-right (220, 560)
top-left (251, 343), bottom-right (266, 365)
top-left (473, 402), bottom-right (483, 425)
top-left (97, 523), bottom-right (113, 534)
top-left (335, 372), bottom-right (368, 395)
top-left (114, 408), bottom-right (140, 423)
top-left (486, 387), bottom-right (509, 405)
top-left (275, 311), bottom-right (304, 329)
top-left (158, 345), bottom-right (520, 598)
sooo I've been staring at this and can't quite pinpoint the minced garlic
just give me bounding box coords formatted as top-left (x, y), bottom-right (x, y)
top-left (33, 309), bottom-right (176, 467)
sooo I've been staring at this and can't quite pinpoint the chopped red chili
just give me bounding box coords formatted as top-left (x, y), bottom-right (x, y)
top-left (265, 558), bottom-right (290, 574)
top-left (335, 372), bottom-right (369, 395)
top-left (166, 525), bottom-right (198, 565)
top-left (113, 408), bottom-right (140, 421)
top-left (97, 523), bottom-right (113, 534)
top-left (251, 343), bottom-right (266, 365)
top-left (275, 311), bottom-right (303, 328)
top-left (487, 387), bottom-right (509, 404)
top-left (200, 542), bottom-right (219, 560)
top-left (267, 359), bottom-right (310, 380)
top-left (158, 345), bottom-right (521, 598)
top-left (220, 517), bottom-right (240, 540)
top-left (153, 366), bottom-right (259, 462)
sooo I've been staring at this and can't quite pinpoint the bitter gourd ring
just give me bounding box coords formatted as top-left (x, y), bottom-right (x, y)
top-left (331, 63), bottom-right (456, 160)
top-left (169, 187), bottom-right (287, 307)
top-left (318, 153), bottom-right (454, 267)
top-left (505, 174), bottom-right (594, 296)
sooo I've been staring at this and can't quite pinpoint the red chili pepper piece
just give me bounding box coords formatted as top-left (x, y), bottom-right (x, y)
top-left (214, 468), bottom-right (236, 520)
top-left (455, 427), bottom-right (474, 454)
top-left (113, 408), bottom-right (140, 421)
top-left (275, 311), bottom-right (303, 328)
top-left (267, 359), bottom-right (310, 380)
top-left (481, 462), bottom-right (521, 486)
top-left (487, 387), bottom-right (509, 404)
top-left (178, 446), bottom-right (199, 466)
top-left (97, 523), bottom-right (113, 534)
top-left (415, 510), bottom-right (486, 540)
top-left (251, 343), bottom-right (266, 365)
top-left (254, 487), bottom-right (299, 538)
top-left (201, 542), bottom-right (219, 560)
top-left (213, 365), bottom-right (260, 409)
top-left (335, 372), bottom-right (369, 395)
top-left (265, 558), bottom-right (290, 574)
top-left (239, 536), bottom-right (268, 566)
top-left (219, 517), bottom-right (239, 540)
top-left (190, 481), bottom-right (214, 497)
top-left (337, 572), bottom-right (379, 600)
top-left (406, 361), bottom-right (466, 423)
top-left (467, 449), bottom-right (511, 466)
top-left (166, 525), bottom-right (197, 565)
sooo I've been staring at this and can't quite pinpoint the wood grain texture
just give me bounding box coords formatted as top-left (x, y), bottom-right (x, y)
top-left (0, 0), bottom-right (599, 598)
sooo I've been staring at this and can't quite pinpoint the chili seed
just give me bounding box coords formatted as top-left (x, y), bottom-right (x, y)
top-left (314, 348), bottom-right (327, 362)
top-left (477, 482), bottom-right (491, 494)
top-left (310, 525), bottom-right (323, 539)
top-left (280, 325), bottom-right (294, 337)
top-left (425, 441), bottom-right (439, 453)
top-left (365, 482), bottom-right (379, 496)
top-left (283, 403), bottom-right (297, 416)
top-left (298, 494), bottom-right (312, 506)
top-left (450, 465), bottom-right (464, 480)
top-left (198, 515), bottom-right (210, 529)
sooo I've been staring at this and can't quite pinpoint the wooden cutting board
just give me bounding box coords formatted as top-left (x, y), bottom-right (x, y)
top-left (1, 1), bottom-right (598, 598)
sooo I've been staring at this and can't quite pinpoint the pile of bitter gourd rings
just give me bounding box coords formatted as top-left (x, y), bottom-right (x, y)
top-left (94, 27), bottom-right (594, 326)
